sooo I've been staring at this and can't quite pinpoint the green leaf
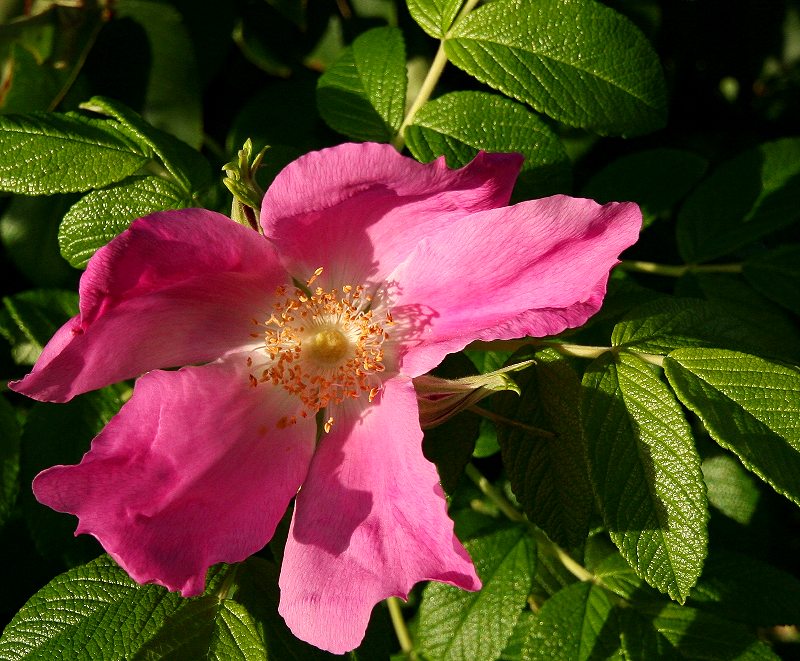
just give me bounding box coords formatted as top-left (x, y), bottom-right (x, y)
top-left (19, 389), bottom-right (124, 564)
top-left (581, 149), bottom-right (708, 228)
top-left (407, 0), bottom-right (463, 38)
top-left (701, 454), bottom-right (760, 526)
top-left (418, 526), bottom-right (534, 661)
top-left (742, 244), bottom-right (800, 316)
top-left (445, 0), bottom-right (667, 136)
top-left (664, 348), bottom-right (800, 507)
top-left (317, 26), bottom-right (407, 142)
top-left (233, 558), bottom-right (332, 661)
top-left (0, 195), bottom-right (78, 288)
top-left (676, 273), bottom-right (800, 365)
top-left (422, 409), bottom-right (480, 493)
top-left (616, 608), bottom-right (675, 661)
top-left (80, 96), bottom-right (212, 195)
top-left (132, 590), bottom-right (267, 660)
top-left (690, 549), bottom-right (800, 627)
top-left (0, 42), bottom-right (59, 113)
top-left (520, 581), bottom-right (622, 660)
top-left (0, 289), bottom-right (78, 365)
top-left (610, 297), bottom-right (769, 356)
top-left (0, 555), bottom-right (189, 659)
top-left (114, 0), bottom-right (203, 149)
top-left (591, 552), bottom-right (652, 602)
top-left (405, 91), bottom-right (571, 197)
top-left (496, 349), bottom-right (593, 548)
top-left (637, 603), bottom-right (781, 660)
top-left (0, 395), bottom-right (21, 528)
top-left (0, 112), bottom-right (151, 194)
top-left (677, 138), bottom-right (800, 263)
top-left (58, 175), bottom-right (194, 269)
top-left (581, 352), bottom-right (708, 602)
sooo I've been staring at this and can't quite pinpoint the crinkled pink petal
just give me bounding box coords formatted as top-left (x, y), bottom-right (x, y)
top-left (10, 209), bottom-right (284, 402)
top-left (261, 143), bottom-right (523, 287)
top-left (33, 356), bottom-right (315, 596)
top-left (278, 377), bottom-right (479, 654)
top-left (388, 195), bottom-right (642, 376)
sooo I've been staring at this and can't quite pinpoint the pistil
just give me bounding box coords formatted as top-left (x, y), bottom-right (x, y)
top-left (250, 270), bottom-right (392, 428)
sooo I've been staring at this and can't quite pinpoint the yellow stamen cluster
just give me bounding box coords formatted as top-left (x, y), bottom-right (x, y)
top-left (249, 271), bottom-right (391, 429)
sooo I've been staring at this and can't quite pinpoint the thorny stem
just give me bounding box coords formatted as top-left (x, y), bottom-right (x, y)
top-left (464, 463), bottom-right (596, 584)
top-left (387, 597), bottom-right (417, 658)
top-left (619, 260), bottom-right (743, 277)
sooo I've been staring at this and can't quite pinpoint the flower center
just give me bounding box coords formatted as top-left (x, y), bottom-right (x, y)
top-left (249, 270), bottom-right (392, 429)
top-left (308, 328), bottom-right (349, 364)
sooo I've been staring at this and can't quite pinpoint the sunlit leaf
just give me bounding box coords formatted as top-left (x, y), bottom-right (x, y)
top-left (665, 348), bottom-right (800, 506)
top-left (445, 0), bottom-right (667, 136)
top-left (582, 352), bottom-right (707, 602)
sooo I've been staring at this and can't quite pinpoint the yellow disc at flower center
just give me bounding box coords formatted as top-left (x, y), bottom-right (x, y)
top-left (308, 328), bottom-right (349, 364)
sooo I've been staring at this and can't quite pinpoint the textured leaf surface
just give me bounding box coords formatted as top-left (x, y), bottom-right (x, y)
top-left (0, 113), bottom-right (150, 194)
top-left (407, 0), bottom-right (464, 37)
top-left (418, 526), bottom-right (534, 661)
top-left (616, 608), bottom-right (675, 661)
top-left (611, 298), bottom-right (768, 356)
top-left (0, 289), bottom-right (78, 364)
top-left (520, 581), bottom-right (621, 660)
top-left (58, 176), bottom-right (193, 269)
top-left (581, 148), bottom-right (707, 228)
top-left (405, 91), bottom-right (570, 196)
top-left (445, 0), bottom-right (667, 136)
top-left (701, 454), bottom-right (760, 525)
top-left (0, 555), bottom-right (188, 660)
top-left (638, 603), bottom-right (781, 660)
top-left (496, 349), bottom-right (593, 547)
top-left (677, 138), bottom-right (800, 263)
top-left (678, 272), bottom-right (800, 365)
top-left (690, 549), bottom-right (800, 627)
top-left (664, 349), bottom-right (800, 506)
top-left (80, 96), bottom-right (212, 195)
top-left (233, 558), bottom-right (332, 661)
top-left (317, 26), bottom-right (407, 142)
top-left (581, 352), bottom-right (707, 602)
top-left (743, 244), bottom-right (800, 315)
top-left (132, 593), bottom-right (266, 661)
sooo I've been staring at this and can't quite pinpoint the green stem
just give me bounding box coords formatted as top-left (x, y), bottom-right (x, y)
top-left (393, 42), bottom-right (449, 151)
top-left (465, 463), bottom-right (596, 584)
top-left (619, 260), bottom-right (743, 277)
top-left (465, 463), bottom-right (525, 523)
top-left (387, 597), bottom-right (416, 658)
top-left (469, 405), bottom-right (556, 438)
top-left (391, 0), bottom-right (485, 151)
top-left (467, 340), bottom-right (664, 367)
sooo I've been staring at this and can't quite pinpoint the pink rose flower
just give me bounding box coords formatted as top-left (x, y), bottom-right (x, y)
top-left (10, 143), bottom-right (641, 653)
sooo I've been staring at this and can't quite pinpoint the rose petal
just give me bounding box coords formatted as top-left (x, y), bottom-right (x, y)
top-left (262, 143), bottom-right (523, 287)
top-left (33, 356), bottom-right (315, 596)
top-left (11, 209), bottom-right (284, 402)
top-left (388, 195), bottom-right (642, 375)
top-left (278, 377), bottom-right (479, 654)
